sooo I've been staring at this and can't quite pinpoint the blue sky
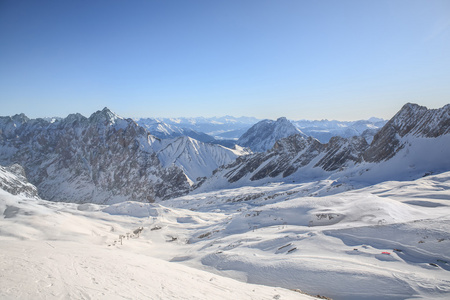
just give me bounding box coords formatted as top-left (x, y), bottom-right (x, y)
top-left (1, 0), bottom-right (449, 120)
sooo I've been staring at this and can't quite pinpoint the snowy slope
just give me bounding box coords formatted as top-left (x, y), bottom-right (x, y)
top-left (163, 172), bottom-right (450, 300)
top-left (0, 189), bottom-right (314, 300)
top-left (156, 136), bottom-right (250, 183)
top-left (1, 163), bottom-right (450, 299)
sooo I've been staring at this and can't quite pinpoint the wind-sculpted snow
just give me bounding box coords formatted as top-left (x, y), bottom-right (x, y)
top-left (165, 172), bottom-right (450, 299)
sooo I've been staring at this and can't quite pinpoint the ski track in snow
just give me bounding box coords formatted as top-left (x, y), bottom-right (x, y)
top-left (2, 172), bottom-right (450, 299)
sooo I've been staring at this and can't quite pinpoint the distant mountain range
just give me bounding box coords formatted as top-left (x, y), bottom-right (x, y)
top-left (136, 116), bottom-right (387, 146)
top-left (1, 103), bottom-right (448, 204)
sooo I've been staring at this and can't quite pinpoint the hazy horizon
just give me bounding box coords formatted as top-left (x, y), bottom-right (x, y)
top-left (1, 0), bottom-right (449, 121)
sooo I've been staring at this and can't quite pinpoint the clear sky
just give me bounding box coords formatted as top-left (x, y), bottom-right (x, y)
top-left (1, 0), bottom-right (449, 121)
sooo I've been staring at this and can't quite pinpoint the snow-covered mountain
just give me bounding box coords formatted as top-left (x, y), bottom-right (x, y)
top-left (198, 103), bottom-right (450, 191)
top-left (237, 117), bottom-right (307, 152)
top-left (0, 108), bottom-right (247, 204)
top-left (291, 117), bottom-right (387, 143)
top-left (136, 115), bottom-right (386, 145)
top-left (157, 136), bottom-right (249, 184)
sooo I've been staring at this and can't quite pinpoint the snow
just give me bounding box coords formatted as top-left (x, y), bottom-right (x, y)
top-left (2, 170), bottom-right (450, 299)
top-left (157, 136), bottom-right (249, 183)
top-left (0, 189), bottom-right (314, 300)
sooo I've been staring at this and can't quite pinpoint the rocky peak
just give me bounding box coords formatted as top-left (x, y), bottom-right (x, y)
top-left (11, 113), bottom-right (30, 125)
top-left (63, 113), bottom-right (87, 125)
top-left (88, 107), bottom-right (122, 125)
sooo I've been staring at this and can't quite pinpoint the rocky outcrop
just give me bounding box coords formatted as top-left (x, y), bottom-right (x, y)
top-left (0, 164), bottom-right (40, 199)
top-left (363, 103), bottom-right (450, 162)
top-left (316, 136), bottom-right (368, 171)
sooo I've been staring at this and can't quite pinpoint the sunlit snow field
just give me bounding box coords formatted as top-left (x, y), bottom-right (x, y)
top-left (2, 172), bottom-right (450, 299)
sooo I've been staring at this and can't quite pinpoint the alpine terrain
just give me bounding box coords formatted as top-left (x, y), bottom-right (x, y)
top-left (1, 103), bottom-right (450, 300)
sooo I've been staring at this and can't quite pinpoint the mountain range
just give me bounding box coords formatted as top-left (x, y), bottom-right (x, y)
top-left (0, 103), bottom-right (449, 204)
top-left (136, 115), bottom-right (386, 144)
top-left (199, 103), bottom-right (450, 192)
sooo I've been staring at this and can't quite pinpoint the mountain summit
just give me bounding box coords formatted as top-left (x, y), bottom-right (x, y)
top-left (88, 107), bottom-right (124, 126)
top-left (237, 117), bottom-right (306, 152)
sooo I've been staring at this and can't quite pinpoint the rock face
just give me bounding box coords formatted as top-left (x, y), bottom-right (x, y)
top-left (204, 103), bottom-right (450, 188)
top-left (0, 164), bottom-right (40, 199)
top-left (219, 134), bottom-right (368, 184)
top-left (237, 117), bottom-right (306, 152)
